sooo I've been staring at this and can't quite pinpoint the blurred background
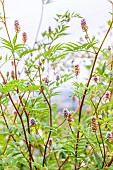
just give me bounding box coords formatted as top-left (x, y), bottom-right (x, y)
top-left (0, 0), bottom-right (112, 111)
top-left (0, 0), bottom-right (111, 43)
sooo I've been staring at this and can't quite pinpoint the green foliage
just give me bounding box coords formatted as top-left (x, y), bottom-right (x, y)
top-left (0, 0), bottom-right (113, 170)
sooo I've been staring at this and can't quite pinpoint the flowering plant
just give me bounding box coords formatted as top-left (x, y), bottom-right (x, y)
top-left (0, 0), bottom-right (113, 169)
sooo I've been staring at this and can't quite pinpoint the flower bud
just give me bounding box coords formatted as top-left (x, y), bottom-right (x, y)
top-left (105, 91), bottom-right (111, 99)
top-left (102, 91), bottom-right (111, 103)
top-left (22, 32), bottom-right (27, 43)
top-left (48, 26), bottom-right (52, 34)
top-left (108, 46), bottom-right (111, 51)
top-left (106, 132), bottom-right (112, 139)
top-left (68, 112), bottom-right (74, 123)
top-left (63, 108), bottom-right (69, 118)
top-left (42, 77), bottom-right (49, 84)
top-left (14, 20), bottom-right (21, 33)
top-left (39, 61), bottom-right (42, 66)
top-left (98, 115), bottom-right (102, 120)
top-left (30, 118), bottom-right (36, 126)
top-left (93, 75), bottom-right (98, 83)
top-left (13, 110), bottom-right (17, 115)
top-left (48, 138), bottom-right (53, 146)
top-left (11, 70), bottom-right (15, 79)
top-left (81, 19), bottom-right (88, 32)
top-left (85, 35), bottom-right (88, 39)
top-left (6, 71), bottom-right (9, 77)
top-left (91, 116), bottom-right (98, 132)
top-left (56, 75), bottom-right (60, 81)
top-left (74, 64), bottom-right (80, 76)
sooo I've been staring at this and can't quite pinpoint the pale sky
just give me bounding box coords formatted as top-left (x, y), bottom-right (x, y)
top-left (0, 0), bottom-right (112, 45)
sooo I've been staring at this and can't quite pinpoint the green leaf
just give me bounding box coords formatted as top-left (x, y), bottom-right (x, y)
top-left (14, 44), bottom-right (25, 50)
top-left (96, 67), bottom-right (102, 75)
top-left (27, 133), bottom-right (32, 142)
top-left (101, 62), bottom-right (106, 74)
top-left (0, 131), bottom-right (9, 135)
top-left (17, 158), bottom-right (29, 167)
top-left (20, 48), bottom-right (38, 58)
top-left (93, 151), bottom-right (102, 169)
top-left (0, 37), bottom-right (13, 50)
top-left (13, 34), bottom-right (17, 46)
top-left (87, 164), bottom-right (96, 170)
top-left (107, 20), bottom-right (112, 26)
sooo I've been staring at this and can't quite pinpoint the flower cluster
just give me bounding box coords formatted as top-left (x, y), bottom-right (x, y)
top-left (74, 64), bottom-right (80, 76)
top-left (102, 91), bottom-right (111, 103)
top-left (56, 75), bottom-right (60, 81)
top-left (14, 20), bottom-right (21, 33)
top-left (30, 118), bottom-right (36, 126)
top-left (42, 77), bottom-right (49, 85)
top-left (63, 108), bottom-right (74, 123)
top-left (106, 132), bottom-right (112, 139)
top-left (22, 32), bottom-right (27, 43)
top-left (91, 116), bottom-right (98, 132)
top-left (81, 19), bottom-right (88, 32)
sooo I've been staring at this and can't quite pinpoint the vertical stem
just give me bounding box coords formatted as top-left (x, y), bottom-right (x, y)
top-left (75, 13), bottom-right (113, 162)
top-left (33, 1), bottom-right (44, 47)
top-left (38, 67), bottom-right (52, 166)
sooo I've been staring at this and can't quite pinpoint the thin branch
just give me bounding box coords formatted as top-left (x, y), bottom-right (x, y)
top-left (75, 6), bottom-right (113, 161)
top-left (58, 155), bottom-right (70, 170)
top-left (38, 66), bottom-right (52, 166)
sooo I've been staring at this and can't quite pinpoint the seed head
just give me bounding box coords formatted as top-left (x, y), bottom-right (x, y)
top-left (30, 118), bottom-right (36, 126)
top-left (81, 19), bottom-right (88, 32)
top-left (22, 32), bottom-right (27, 43)
top-left (14, 20), bottom-right (21, 33)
